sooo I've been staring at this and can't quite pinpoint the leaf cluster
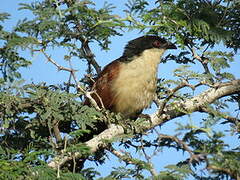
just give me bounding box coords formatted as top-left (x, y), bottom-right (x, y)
top-left (0, 13), bottom-right (32, 82)
top-left (0, 80), bottom-right (108, 178)
top-left (16, 0), bottom-right (125, 51)
top-left (126, 0), bottom-right (240, 50)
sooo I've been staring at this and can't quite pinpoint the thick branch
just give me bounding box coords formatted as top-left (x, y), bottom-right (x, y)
top-left (81, 40), bottom-right (101, 74)
top-left (48, 79), bottom-right (240, 169)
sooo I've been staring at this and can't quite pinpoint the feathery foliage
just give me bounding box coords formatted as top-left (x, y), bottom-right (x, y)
top-left (0, 0), bottom-right (240, 179)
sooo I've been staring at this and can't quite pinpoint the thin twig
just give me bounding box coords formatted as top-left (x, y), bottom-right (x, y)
top-left (57, 163), bottom-right (60, 178)
top-left (40, 49), bottom-right (77, 73)
top-left (57, 137), bottom-right (68, 178)
top-left (53, 119), bottom-right (62, 143)
top-left (217, 0), bottom-right (230, 26)
top-left (207, 164), bottom-right (239, 180)
top-left (40, 49), bottom-right (103, 110)
top-left (200, 106), bottom-right (240, 131)
top-left (72, 154), bottom-right (76, 173)
top-left (202, 43), bottom-right (211, 54)
top-left (158, 134), bottom-right (206, 163)
top-left (158, 82), bottom-right (187, 115)
top-left (141, 143), bottom-right (158, 177)
top-left (188, 46), bottom-right (214, 83)
top-left (40, 49), bottom-right (88, 94)
top-left (107, 145), bottom-right (158, 177)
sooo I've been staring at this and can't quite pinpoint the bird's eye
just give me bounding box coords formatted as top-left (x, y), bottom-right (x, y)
top-left (153, 40), bottom-right (161, 48)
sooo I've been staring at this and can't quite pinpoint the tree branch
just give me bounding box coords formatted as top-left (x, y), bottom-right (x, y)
top-left (81, 40), bottom-right (101, 74)
top-left (188, 46), bottom-right (214, 83)
top-left (52, 119), bottom-right (62, 143)
top-left (207, 164), bottom-right (239, 180)
top-left (48, 79), bottom-right (240, 169)
top-left (107, 145), bottom-right (158, 177)
top-left (64, 0), bottom-right (101, 75)
top-left (158, 134), bottom-right (206, 163)
top-left (40, 49), bottom-right (77, 73)
top-left (40, 49), bottom-right (102, 110)
top-left (158, 80), bottom-right (188, 114)
top-left (199, 106), bottom-right (240, 132)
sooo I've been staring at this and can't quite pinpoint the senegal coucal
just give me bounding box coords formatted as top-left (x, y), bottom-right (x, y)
top-left (86, 35), bottom-right (176, 118)
top-left (75, 35), bottom-right (177, 169)
top-left (82, 35), bottom-right (176, 144)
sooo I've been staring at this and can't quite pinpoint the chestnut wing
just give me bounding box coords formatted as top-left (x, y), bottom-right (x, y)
top-left (87, 59), bottom-right (121, 110)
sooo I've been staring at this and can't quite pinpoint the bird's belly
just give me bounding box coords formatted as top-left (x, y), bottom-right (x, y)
top-left (115, 80), bottom-right (156, 117)
top-left (112, 63), bottom-right (157, 118)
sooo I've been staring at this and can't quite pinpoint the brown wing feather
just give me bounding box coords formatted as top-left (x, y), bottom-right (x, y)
top-left (81, 60), bottom-right (121, 143)
top-left (86, 59), bottom-right (121, 110)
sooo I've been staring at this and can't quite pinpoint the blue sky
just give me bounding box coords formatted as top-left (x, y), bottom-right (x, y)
top-left (1, 0), bottom-right (240, 178)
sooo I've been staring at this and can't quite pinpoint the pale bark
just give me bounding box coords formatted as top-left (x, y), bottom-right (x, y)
top-left (48, 79), bottom-right (240, 169)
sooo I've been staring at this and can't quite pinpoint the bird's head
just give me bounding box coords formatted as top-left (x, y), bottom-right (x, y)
top-left (122, 35), bottom-right (177, 59)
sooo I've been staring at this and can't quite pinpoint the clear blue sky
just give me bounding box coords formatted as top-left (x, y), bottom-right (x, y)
top-left (1, 0), bottom-right (239, 178)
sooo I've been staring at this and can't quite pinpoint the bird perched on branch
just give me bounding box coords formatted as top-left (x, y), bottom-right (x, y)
top-left (76, 35), bottom-right (177, 170)
top-left (86, 35), bottom-right (176, 119)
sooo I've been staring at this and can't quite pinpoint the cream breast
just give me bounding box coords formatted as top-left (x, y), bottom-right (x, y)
top-left (112, 48), bottom-right (166, 117)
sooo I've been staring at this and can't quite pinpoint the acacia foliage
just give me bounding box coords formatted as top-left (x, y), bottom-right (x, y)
top-left (0, 0), bottom-right (240, 179)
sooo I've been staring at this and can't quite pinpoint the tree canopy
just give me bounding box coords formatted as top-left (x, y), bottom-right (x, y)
top-left (0, 0), bottom-right (240, 179)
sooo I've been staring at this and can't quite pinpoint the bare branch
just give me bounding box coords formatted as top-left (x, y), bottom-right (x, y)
top-left (107, 145), bottom-right (135, 164)
top-left (40, 49), bottom-right (77, 73)
top-left (139, 138), bottom-right (158, 177)
top-left (143, 154), bottom-right (158, 177)
top-left (40, 49), bottom-right (87, 93)
top-left (85, 91), bottom-right (102, 111)
top-left (81, 40), bottom-right (101, 74)
top-left (217, 0), bottom-right (231, 26)
top-left (40, 49), bottom-right (103, 111)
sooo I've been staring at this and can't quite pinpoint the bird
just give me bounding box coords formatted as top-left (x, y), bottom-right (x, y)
top-left (76, 35), bottom-right (177, 170)
top-left (85, 35), bottom-right (177, 120)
